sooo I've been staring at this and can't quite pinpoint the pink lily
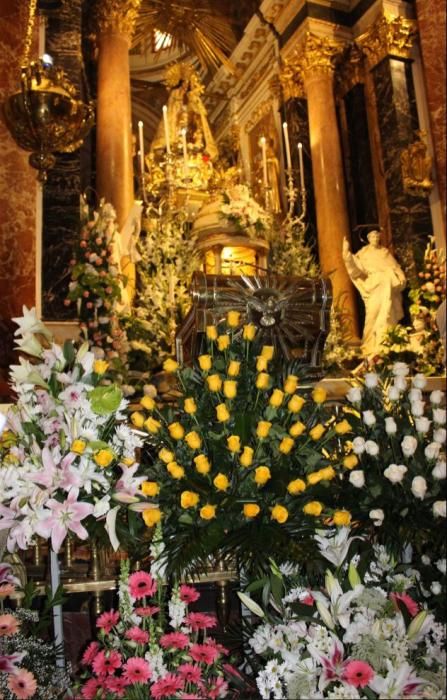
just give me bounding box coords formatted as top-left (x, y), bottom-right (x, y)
top-left (309, 636), bottom-right (348, 691)
top-left (36, 488), bottom-right (94, 552)
top-left (0, 651), bottom-right (26, 673)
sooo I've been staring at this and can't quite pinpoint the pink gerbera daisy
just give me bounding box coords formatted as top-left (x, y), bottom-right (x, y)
top-left (92, 649), bottom-right (122, 677)
top-left (125, 626), bottom-right (150, 644)
top-left (123, 657), bottom-right (152, 684)
top-left (184, 612), bottom-right (216, 631)
top-left (179, 584), bottom-right (200, 603)
top-left (7, 669), bottom-right (37, 700)
top-left (135, 605), bottom-right (160, 617)
top-left (343, 660), bottom-right (375, 688)
top-left (96, 609), bottom-right (120, 634)
top-left (207, 676), bottom-right (229, 699)
top-left (81, 641), bottom-right (100, 666)
top-left (206, 638), bottom-right (229, 656)
top-left (151, 673), bottom-right (185, 699)
top-left (81, 677), bottom-right (102, 699)
top-left (0, 613), bottom-right (20, 636)
top-left (177, 663), bottom-right (203, 684)
top-left (128, 571), bottom-right (157, 599)
top-left (105, 675), bottom-right (130, 697)
top-left (390, 592), bottom-right (419, 617)
top-left (190, 643), bottom-right (220, 665)
top-left (160, 631), bottom-right (190, 649)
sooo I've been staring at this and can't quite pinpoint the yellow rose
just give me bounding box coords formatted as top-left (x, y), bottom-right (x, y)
top-left (180, 491), bottom-right (199, 508)
top-left (213, 473), bottom-right (230, 491)
top-left (168, 422), bottom-right (185, 440)
top-left (312, 387), bottom-right (327, 404)
top-left (194, 454), bottom-right (211, 475)
top-left (207, 374), bottom-right (222, 392)
top-left (303, 501), bottom-right (323, 516)
top-left (216, 403), bottom-right (230, 422)
top-left (185, 431), bottom-right (202, 450)
top-left (239, 446), bottom-right (254, 468)
top-left (343, 454), bottom-right (359, 470)
top-left (256, 355), bottom-right (269, 372)
top-left (307, 471), bottom-right (322, 486)
top-left (256, 373), bottom-right (270, 390)
top-left (271, 504), bottom-right (289, 524)
top-left (167, 461), bottom-right (185, 479)
top-left (243, 503), bottom-right (260, 518)
top-left (141, 481), bottom-right (160, 497)
top-left (159, 448), bottom-right (174, 464)
top-left (270, 389), bottom-right (284, 408)
top-left (163, 358), bottom-right (179, 373)
top-left (93, 359), bottom-right (109, 375)
top-left (143, 508), bottom-right (162, 527)
top-left (140, 395), bottom-right (156, 411)
top-left (309, 424), bottom-right (325, 440)
top-left (256, 420), bottom-right (272, 439)
top-left (333, 510), bottom-right (352, 526)
top-left (130, 411), bottom-right (145, 429)
top-left (243, 323), bottom-right (256, 341)
top-left (261, 345), bottom-right (274, 360)
top-left (121, 456), bottom-right (135, 467)
top-left (227, 310), bottom-right (241, 328)
top-left (227, 435), bottom-right (241, 453)
top-left (217, 335), bottom-right (230, 352)
top-left (71, 439), bottom-right (86, 455)
top-left (283, 375), bottom-right (299, 394)
top-left (279, 436), bottom-right (295, 454)
top-left (206, 325), bottom-right (218, 341)
top-left (319, 466), bottom-right (336, 481)
top-left (227, 360), bottom-right (241, 377)
top-left (254, 466), bottom-right (271, 486)
top-left (199, 355), bottom-right (212, 371)
top-left (184, 397), bottom-right (197, 414)
top-left (223, 380), bottom-right (237, 399)
top-left (94, 449), bottom-right (114, 468)
top-left (287, 478), bottom-right (306, 495)
top-left (144, 417), bottom-right (161, 434)
top-left (335, 419), bottom-right (352, 435)
top-left (288, 395), bottom-right (306, 413)
top-left (289, 421), bottom-right (306, 438)
top-left (200, 504), bottom-right (217, 520)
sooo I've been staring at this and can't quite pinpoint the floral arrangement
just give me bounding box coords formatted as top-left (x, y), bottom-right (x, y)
top-left (0, 307), bottom-right (146, 554)
top-left (130, 311), bottom-right (354, 576)
top-left (220, 185), bottom-right (271, 237)
top-left (244, 528), bottom-right (446, 699)
top-left (0, 562), bottom-right (70, 699)
top-left (76, 559), bottom-right (235, 699)
top-left (65, 198), bottom-right (128, 368)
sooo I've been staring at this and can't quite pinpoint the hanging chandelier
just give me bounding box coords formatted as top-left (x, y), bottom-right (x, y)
top-left (2, 0), bottom-right (94, 182)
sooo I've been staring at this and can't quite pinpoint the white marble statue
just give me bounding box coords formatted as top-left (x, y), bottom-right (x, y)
top-left (342, 230), bottom-right (406, 357)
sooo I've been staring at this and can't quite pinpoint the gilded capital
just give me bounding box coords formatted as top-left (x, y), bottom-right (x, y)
top-left (279, 59), bottom-right (305, 100)
top-left (356, 13), bottom-right (418, 68)
top-left (93, 0), bottom-right (142, 41)
top-left (295, 33), bottom-right (347, 84)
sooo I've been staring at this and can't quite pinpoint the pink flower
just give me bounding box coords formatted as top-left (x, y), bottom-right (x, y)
top-left (7, 669), bottom-right (37, 699)
top-left (81, 677), bottom-right (102, 699)
top-left (36, 487), bottom-right (94, 553)
top-left (0, 652), bottom-right (25, 673)
top-left (390, 592), bottom-right (419, 617)
top-left (206, 638), bottom-right (229, 656)
top-left (151, 673), bottom-right (184, 698)
top-left (92, 649), bottom-right (122, 677)
top-left (128, 571), bottom-right (157, 599)
top-left (125, 627), bottom-right (149, 644)
top-left (223, 663), bottom-right (243, 679)
top-left (185, 612), bottom-right (216, 631)
top-left (105, 675), bottom-right (129, 697)
top-left (135, 605), bottom-right (160, 617)
top-left (160, 631), bottom-right (190, 649)
top-left (81, 641), bottom-right (100, 666)
top-left (177, 663), bottom-right (203, 684)
top-left (0, 583), bottom-right (16, 597)
top-left (96, 609), bottom-right (120, 634)
top-left (190, 643), bottom-right (220, 665)
top-left (207, 676), bottom-right (229, 699)
top-left (343, 660), bottom-right (375, 688)
top-left (179, 584), bottom-right (200, 603)
top-left (0, 613), bottom-right (19, 636)
top-left (123, 657), bottom-right (152, 684)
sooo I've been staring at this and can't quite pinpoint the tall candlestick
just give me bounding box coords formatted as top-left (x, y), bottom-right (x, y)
top-left (137, 120), bottom-right (145, 177)
top-left (297, 142), bottom-right (305, 191)
top-left (282, 121), bottom-right (292, 171)
top-left (181, 128), bottom-right (188, 178)
top-left (162, 105), bottom-right (170, 154)
top-left (260, 136), bottom-right (268, 187)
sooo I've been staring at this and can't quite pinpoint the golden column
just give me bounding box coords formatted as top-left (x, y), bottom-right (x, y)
top-left (294, 34), bottom-right (360, 340)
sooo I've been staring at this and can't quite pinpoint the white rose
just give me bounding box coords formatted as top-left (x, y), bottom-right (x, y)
top-left (393, 362), bottom-right (410, 377)
top-left (347, 387), bottom-right (362, 403)
top-left (411, 400), bottom-right (425, 417)
top-left (384, 463), bottom-right (407, 483)
top-left (433, 428), bottom-right (446, 444)
top-left (433, 501), bottom-right (446, 517)
top-left (401, 435), bottom-right (418, 457)
top-left (409, 388), bottom-right (422, 403)
top-left (394, 376), bottom-right (408, 392)
top-left (433, 409), bottom-right (446, 425)
top-left (432, 459), bottom-right (446, 480)
top-left (435, 559), bottom-right (446, 574)
top-left (412, 374), bottom-right (427, 389)
top-left (430, 390), bottom-right (444, 405)
top-left (363, 410), bottom-right (376, 427)
top-left (349, 470), bottom-right (365, 488)
top-left (385, 417), bottom-right (397, 434)
top-left (369, 508), bottom-right (385, 525)
top-left (365, 440), bottom-right (379, 456)
top-left (388, 385), bottom-right (401, 401)
top-left (352, 437), bottom-right (366, 455)
top-left (411, 475), bottom-right (427, 500)
top-left (415, 417), bottom-right (431, 434)
top-left (431, 582), bottom-right (442, 595)
top-left (364, 372), bottom-right (379, 388)
top-left (425, 442), bottom-right (441, 460)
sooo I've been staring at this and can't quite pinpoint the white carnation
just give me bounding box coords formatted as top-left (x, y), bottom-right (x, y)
top-left (349, 470), bottom-right (365, 488)
top-left (384, 463), bottom-right (407, 483)
top-left (411, 475), bottom-right (427, 500)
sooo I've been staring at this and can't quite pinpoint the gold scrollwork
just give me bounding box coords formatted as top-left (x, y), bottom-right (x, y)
top-left (285, 33), bottom-right (347, 90)
top-left (94, 0), bottom-right (142, 40)
top-left (356, 13), bottom-right (418, 68)
top-left (279, 59), bottom-right (304, 100)
top-left (400, 131), bottom-right (433, 196)
top-left (244, 99), bottom-right (273, 134)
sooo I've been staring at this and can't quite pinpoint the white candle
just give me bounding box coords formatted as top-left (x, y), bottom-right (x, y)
top-left (181, 128), bottom-right (188, 177)
top-left (162, 105), bottom-right (170, 154)
top-left (260, 136), bottom-right (268, 187)
top-left (297, 142), bottom-right (305, 191)
top-left (137, 120), bottom-right (145, 176)
top-left (282, 121), bottom-right (292, 171)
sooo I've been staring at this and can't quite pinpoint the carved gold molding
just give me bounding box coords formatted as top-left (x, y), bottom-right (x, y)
top-left (282, 32), bottom-right (346, 95)
top-left (279, 58), bottom-right (304, 100)
top-left (94, 0), bottom-right (142, 41)
top-left (244, 99), bottom-right (273, 133)
top-left (356, 13), bottom-right (418, 67)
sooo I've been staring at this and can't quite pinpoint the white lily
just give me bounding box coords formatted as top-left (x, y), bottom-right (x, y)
top-left (12, 305), bottom-right (52, 340)
top-left (314, 527), bottom-right (361, 567)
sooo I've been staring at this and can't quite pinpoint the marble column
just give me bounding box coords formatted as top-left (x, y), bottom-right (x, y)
top-left (298, 35), bottom-right (360, 340)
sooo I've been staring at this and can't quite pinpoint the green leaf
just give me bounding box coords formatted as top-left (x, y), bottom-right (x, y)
top-left (90, 384), bottom-right (123, 415)
top-left (62, 340), bottom-right (75, 365)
